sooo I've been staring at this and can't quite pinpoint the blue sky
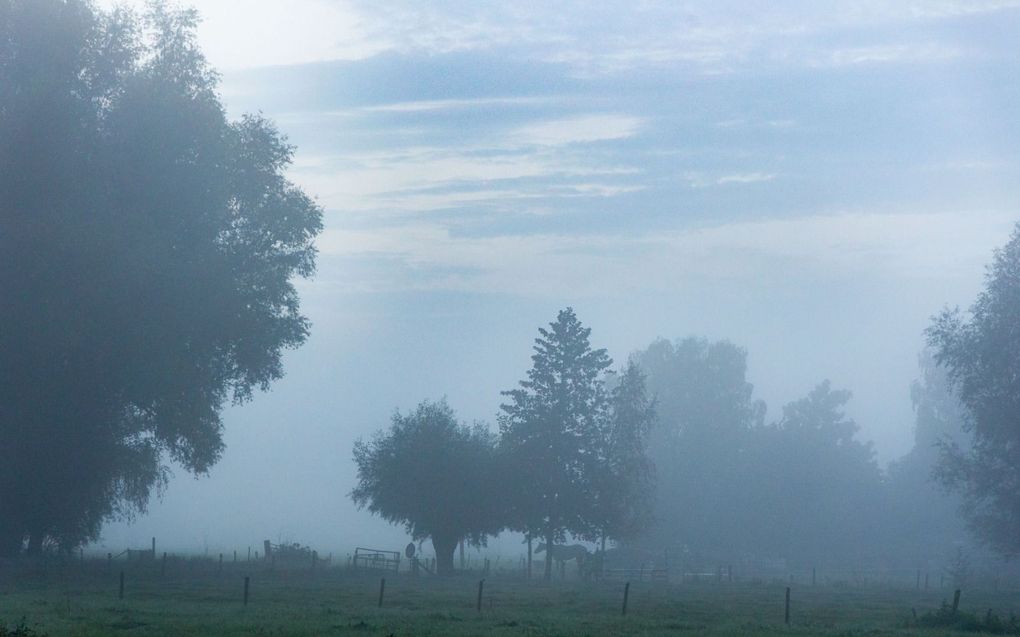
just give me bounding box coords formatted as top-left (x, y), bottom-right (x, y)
top-left (100, 0), bottom-right (1020, 554)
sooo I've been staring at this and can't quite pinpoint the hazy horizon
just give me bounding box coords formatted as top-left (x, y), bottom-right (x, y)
top-left (98, 0), bottom-right (1020, 556)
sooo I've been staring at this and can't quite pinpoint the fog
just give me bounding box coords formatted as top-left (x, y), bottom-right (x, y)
top-left (22, 1), bottom-right (1020, 562)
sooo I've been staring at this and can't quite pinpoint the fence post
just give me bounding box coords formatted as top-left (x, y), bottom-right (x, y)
top-left (622, 581), bottom-right (630, 616)
top-left (477, 579), bottom-right (484, 612)
top-left (151, 537), bottom-right (156, 560)
top-left (378, 578), bottom-right (386, 608)
top-left (784, 587), bottom-right (790, 625)
top-left (119, 570), bottom-right (124, 600)
top-left (243, 576), bottom-right (250, 607)
top-left (952, 589), bottom-right (961, 615)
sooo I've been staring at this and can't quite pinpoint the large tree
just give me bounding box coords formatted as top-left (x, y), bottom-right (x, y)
top-left (499, 307), bottom-right (613, 580)
top-left (350, 400), bottom-right (506, 575)
top-left (882, 349), bottom-right (969, 563)
top-left (631, 337), bottom-right (764, 557)
top-left (586, 361), bottom-right (656, 548)
top-left (928, 222), bottom-right (1020, 555)
top-left (0, 0), bottom-right (322, 554)
top-left (743, 381), bottom-right (881, 565)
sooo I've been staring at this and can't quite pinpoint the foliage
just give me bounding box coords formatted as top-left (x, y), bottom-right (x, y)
top-left (498, 307), bottom-right (613, 580)
top-left (634, 336), bottom-right (888, 566)
top-left (586, 361), bottom-right (656, 544)
top-left (927, 222), bottom-right (1020, 555)
top-left (882, 349), bottom-right (969, 562)
top-left (915, 602), bottom-right (1020, 634)
top-left (0, 620), bottom-right (43, 637)
top-left (746, 381), bottom-right (881, 564)
top-left (351, 399), bottom-right (505, 575)
top-left (0, 0), bottom-right (322, 554)
top-left (631, 337), bottom-right (765, 556)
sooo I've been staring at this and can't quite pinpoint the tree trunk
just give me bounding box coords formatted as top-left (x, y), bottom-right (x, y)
top-left (544, 528), bottom-right (554, 581)
top-left (432, 534), bottom-right (458, 576)
top-left (26, 532), bottom-right (43, 556)
top-left (526, 534), bottom-right (532, 580)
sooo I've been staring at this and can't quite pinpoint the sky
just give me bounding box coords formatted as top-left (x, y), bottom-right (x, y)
top-left (99, 0), bottom-right (1020, 557)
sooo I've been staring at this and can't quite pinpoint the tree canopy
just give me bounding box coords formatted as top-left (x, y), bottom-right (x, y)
top-left (0, 0), bottom-right (321, 554)
top-left (631, 337), bottom-right (765, 556)
top-left (928, 222), bottom-right (1020, 555)
top-left (350, 400), bottom-right (505, 575)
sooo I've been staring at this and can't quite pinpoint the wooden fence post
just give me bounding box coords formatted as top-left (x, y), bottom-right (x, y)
top-left (378, 578), bottom-right (386, 608)
top-left (118, 571), bottom-right (124, 600)
top-left (622, 581), bottom-right (630, 616)
top-left (477, 579), bottom-right (484, 612)
top-left (784, 587), bottom-right (790, 625)
top-left (952, 589), bottom-right (961, 615)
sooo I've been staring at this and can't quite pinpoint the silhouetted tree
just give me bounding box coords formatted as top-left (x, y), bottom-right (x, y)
top-left (499, 308), bottom-right (612, 580)
top-left (0, 0), bottom-right (321, 554)
top-left (882, 349), bottom-right (969, 562)
top-left (351, 400), bottom-right (505, 575)
top-left (746, 381), bottom-right (881, 565)
top-left (928, 223), bottom-right (1020, 554)
top-left (586, 361), bottom-right (656, 548)
top-left (632, 337), bottom-right (764, 557)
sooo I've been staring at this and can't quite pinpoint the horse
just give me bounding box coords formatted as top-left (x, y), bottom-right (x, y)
top-left (534, 542), bottom-right (590, 566)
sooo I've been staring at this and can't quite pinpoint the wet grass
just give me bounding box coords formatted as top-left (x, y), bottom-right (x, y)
top-left (0, 559), bottom-right (1017, 635)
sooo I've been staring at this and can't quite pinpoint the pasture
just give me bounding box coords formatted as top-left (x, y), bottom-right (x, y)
top-left (0, 556), bottom-right (1017, 635)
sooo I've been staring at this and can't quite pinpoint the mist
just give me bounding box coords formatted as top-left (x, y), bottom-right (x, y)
top-left (6, 1), bottom-right (1020, 626)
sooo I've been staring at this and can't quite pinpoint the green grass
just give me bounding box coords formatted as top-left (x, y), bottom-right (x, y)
top-left (0, 559), bottom-right (1016, 635)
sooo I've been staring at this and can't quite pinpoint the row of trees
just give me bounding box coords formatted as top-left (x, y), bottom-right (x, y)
top-left (634, 337), bottom-right (967, 568)
top-left (352, 309), bottom-right (655, 576)
top-left (353, 318), bottom-right (971, 575)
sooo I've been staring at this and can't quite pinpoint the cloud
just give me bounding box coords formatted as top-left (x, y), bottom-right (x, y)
top-left (316, 210), bottom-right (1016, 297)
top-left (716, 172), bottom-right (778, 185)
top-left (808, 43), bottom-right (965, 67)
top-left (103, 1), bottom-right (1019, 73)
top-left (510, 115), bottom-right (644, 147)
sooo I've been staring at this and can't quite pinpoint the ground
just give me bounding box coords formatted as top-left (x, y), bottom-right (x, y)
top-left (0, 557), bottom-right (1014, 635)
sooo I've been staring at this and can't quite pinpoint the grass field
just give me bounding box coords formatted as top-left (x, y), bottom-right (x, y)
top-left (0, 558), bottom-right (1017, 635)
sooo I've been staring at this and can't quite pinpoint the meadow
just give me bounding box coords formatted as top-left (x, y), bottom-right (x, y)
top-left (0, 556), bottom-right (1017, 635)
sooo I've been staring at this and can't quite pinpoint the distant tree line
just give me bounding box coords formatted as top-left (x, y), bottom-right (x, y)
top-left (351, 304), bottom-right (974, 577)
